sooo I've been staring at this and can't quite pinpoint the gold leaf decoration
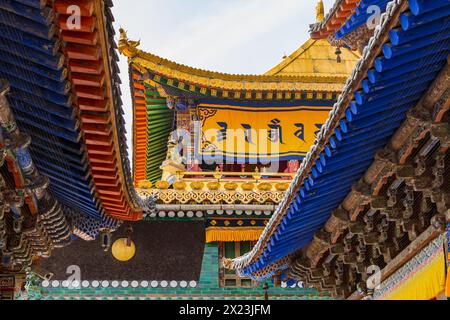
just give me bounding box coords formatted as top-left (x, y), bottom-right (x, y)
top-left (224, 182), bottom-right (238, 191)
top-left (207, 182), bottom-right (221, 191)
top-left (190, 181), bottom-right (205, 190)
top-left (241, 182), bottom-right (255, 191)
top-left (275, 183), bottom-right (290, 191)
top-left (155, 181), bottom-right (169, 190)
top-left (173, 181), bottom-right (187, 190)
top-left (258, 183), bottom-right (272, 191)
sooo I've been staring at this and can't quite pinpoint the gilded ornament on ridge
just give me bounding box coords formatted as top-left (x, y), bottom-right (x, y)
top-left (258, 183), bottom-right (272, 191)
top-left (173, 181), bottom-right (187, 190)
top-left (224, 182), bottom-right (238, 191)
top-left (155, 181), bottom-right (169, 190)
top-left (190, 182), bottom-right (205, 190)
top-left (241, 182), bottom-right (255, 191)
top-left (207, 182), bottom-right (221, 191)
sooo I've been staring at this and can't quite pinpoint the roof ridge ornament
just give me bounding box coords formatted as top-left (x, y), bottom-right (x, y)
top-left (118, 28), bottom-right (141, 58)
top-left (316, 0), bottom-right (325, 23)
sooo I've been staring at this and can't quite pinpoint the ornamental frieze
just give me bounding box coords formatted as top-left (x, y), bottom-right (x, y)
top-left (138, 189), bottom-right (287, 205)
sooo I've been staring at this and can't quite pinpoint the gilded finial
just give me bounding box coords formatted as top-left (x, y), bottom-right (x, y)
top-left (253, 167), bottom-right (261, 180)
top-left (213, 167), bottom-right (222, 180)
top-left (118, 27), bottom-right (141, 58)
top-left (316, 0), bottom-right (325, 22)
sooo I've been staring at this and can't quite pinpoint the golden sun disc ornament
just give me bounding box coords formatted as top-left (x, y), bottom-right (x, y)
top-left (112, 238), bottom-right (136, 262)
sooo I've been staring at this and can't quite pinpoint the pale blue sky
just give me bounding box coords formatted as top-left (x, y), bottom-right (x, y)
top-left (111, 0), bottom-right (335, 162)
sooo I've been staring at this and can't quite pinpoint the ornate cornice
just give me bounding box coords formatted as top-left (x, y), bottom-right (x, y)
top-left (138, 170), bottom-right (293, 205)
top-left (139, 189), bottom-right (287, 206)
top-left (286, 53), bottom-right (450, 298)
top-left (310, 0), bottom-right (360, 38)
top-left (227, 0), bottom-right (409, 274)
top-left (119, 30), bottom-right (351, 94)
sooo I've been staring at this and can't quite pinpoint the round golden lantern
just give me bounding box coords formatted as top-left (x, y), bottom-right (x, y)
top-left (258, 183), bottom-right (272, 191)
top-left (173, 181), bottom-right (187, 190)
top-left (241, 182), bottom-right (255, 191)
top-left (207, 182), bottom-right (221, 191)
top-left (190, 181), bottom-right (205, 190)
top-left (155, 181), bottom-right (169, 189)
top-left (275, 183), bottom-right (289, 191)
top-left (111, 238), bottom-right (136, 262)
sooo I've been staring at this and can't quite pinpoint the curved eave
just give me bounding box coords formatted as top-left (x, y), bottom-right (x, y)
top-left (0, 0), bottom-right (141, 222)
top-left (130, 66), bottom-right (147, 186)
top-left (0, 0), bottom-right (103, 220)
top-left (310, 0), bottom-right (360, 39)
top-left (119, 41), bottom-right (350, 96)
top-left (55, 0), bottom-right (142, 221)
top-left (1, 85), bottom-right (73, 253)
top-left (130, 65), bottom-right (174, 186)
top-left (231, 0), bottom-right (450, 277)
top-left (334, 0), bottom-right (391, 40)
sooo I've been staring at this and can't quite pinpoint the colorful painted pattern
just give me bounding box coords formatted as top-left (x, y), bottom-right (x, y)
top-left (122, 31), bottom-right (359, 188)
top-left (1, 81), bottom-right (72, 271)
top-left (374, 235), bottom-right (446, 300)
top-left (230, 0), bottom-right (450, 280)
top-left (130, 67), bottom-right (174, 185)
top-left (197, 102), bottom-right (332, 162)
top-left (0, 0), bottom-right (142, 222)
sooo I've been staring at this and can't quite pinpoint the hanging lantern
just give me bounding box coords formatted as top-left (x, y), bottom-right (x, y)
top-left (101, 230), bottom-right (112, 252)
top-left (111, 238), bottom-right (136, 262)
top-left (112, 225), bottom-right (136, 262)
top-left (335, 47), bottom-right (342, 63)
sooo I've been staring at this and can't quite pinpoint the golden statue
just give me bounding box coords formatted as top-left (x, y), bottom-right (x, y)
top-left (118, 28), bottom-right (141, 57)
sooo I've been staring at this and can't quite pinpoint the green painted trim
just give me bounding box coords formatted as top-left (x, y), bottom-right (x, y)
top-left (143, 82), bottom-right (174, 184)
top-left (150, 72), bottom-right (340, 101)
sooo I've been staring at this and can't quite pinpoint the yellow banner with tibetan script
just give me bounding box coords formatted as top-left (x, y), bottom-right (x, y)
top-left (196, 104), bottom-right (332, 162)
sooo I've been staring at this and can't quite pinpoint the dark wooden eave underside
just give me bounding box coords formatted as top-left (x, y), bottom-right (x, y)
top-left (287, 60), bottom-right (450, 299)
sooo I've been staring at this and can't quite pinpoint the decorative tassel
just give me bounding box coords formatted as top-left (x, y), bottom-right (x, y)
top-left (335, 47), bottom-right (342, 63)
top-left (206, 227), bottom-right (264, 243)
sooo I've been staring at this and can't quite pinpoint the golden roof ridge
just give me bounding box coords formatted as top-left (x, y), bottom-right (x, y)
top-left (118, 28), bottom-right (356, 86)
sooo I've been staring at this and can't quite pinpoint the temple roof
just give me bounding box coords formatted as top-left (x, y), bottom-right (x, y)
top-left (333, 0), bottom-right (391, 40)
top-left (308, 0), bottom-right (395, 55)
top-left (309, 0), bottom-right (360, 39)
top-left (1, 82), bottom-right (72, 269)
top-left (265, 39), bottom-right (359, 77)
top-left (227, 0), bottom-right (450, 285)
top-left (0, 0), bottom-right (142, 222)
top-left (120, 31), bottom-right (359, 95)
top-left (123, 27), bottom-right (359, 186)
